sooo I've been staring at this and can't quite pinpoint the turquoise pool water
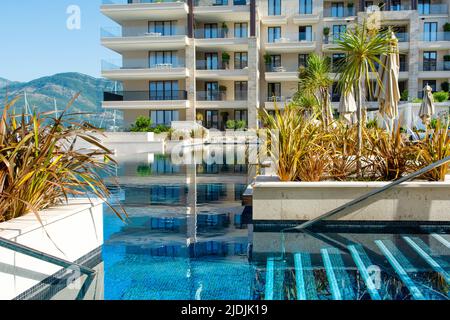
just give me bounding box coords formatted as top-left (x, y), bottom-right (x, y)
top-left (102, 153), bottom-right (450, 300)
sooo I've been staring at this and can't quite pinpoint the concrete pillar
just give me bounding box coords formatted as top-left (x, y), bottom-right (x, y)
top-left (247, 37), bottom-right (259, 129)
top-left (408, 11), bottom-right (420, 99)
top-left (185, 40), bottom-right (196, 121)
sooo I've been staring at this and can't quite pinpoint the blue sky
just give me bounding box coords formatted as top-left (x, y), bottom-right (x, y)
top-left (0, 0), bottom-right (119, 82)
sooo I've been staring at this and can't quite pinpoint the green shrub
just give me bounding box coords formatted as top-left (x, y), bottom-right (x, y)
top-left (400, 89), bottom-right (408, 101)
top-left (412, 98), bottom-right (422, 103)
top-left (235, 120), bottom-right (247, 130)
top-left (433, 91), bottom-right (449, 102)
top-left (130, 116), bottom-right (152, 132)
top-left (366, 119), bottom-right (379, 129)
top-left (444, 23), bottom-right (450, 32)
top-left (226, 120), bottom-right (236, 130)
top-left (152, 124), bottom-right (171, 134)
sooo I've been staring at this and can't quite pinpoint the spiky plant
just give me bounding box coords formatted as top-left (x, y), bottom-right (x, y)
top-left (298, 54), bottom-right (334, 128)
top-left (0, 95), bottom-right (127, 223)
top-left (335, 21), bottom-right (390, 176)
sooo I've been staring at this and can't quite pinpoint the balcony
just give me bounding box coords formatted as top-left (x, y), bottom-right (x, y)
top-left (265, 33), bottom-right (316, 53)
top-left (323, 7), bottom-right (356, 19)
top-left (195, 60), bottom-right (248, 80)
top-left (102, 90), bottom-right (189, 110)
top-left (418, 4), bottom-right (449, 15)
top-left (101, 59), bottom-right (189, 80)
top-left (418, 62), bottom-right (450, 78)
top-left (101, 27), bottom-right (188, 52)
top-left (265, 65), bottom-right (299, 81)
top-left (101, 0), bottom-right (189, 23)
top-left (292, 10), bottom-right (320, 24)
top-left (194, 28), bottom-right (249, 50)
top-left (261, 8), bottom-right (288, 25)
top-left (264, 96), bottom-right (293, 109)
top-left (194, 0), bottom-right (250, 21)
top-left (196, 91), bottom-right (248, 109)
top-left (419, 32), bottom-right (450, 49)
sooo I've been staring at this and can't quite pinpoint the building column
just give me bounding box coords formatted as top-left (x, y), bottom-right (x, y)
top-left (408, 12), bottom-right (420, 99)
top-left (186, 0), bottom-right (196, 122)
top-left (247, 37), bottom-right (259, 129)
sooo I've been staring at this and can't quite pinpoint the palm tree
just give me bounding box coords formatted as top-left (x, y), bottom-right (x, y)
top-left (334, 21), bottom-right (390, 175)
top-left (298, 54), bottom-right (334, 128)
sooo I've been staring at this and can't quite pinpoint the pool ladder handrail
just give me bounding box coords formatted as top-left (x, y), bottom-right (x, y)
top-left (295, 155), bottom-right (450, 230)
top-left (0, 236), bottom-right (96, 275)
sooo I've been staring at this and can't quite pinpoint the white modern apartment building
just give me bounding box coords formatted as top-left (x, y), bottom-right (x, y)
top-left (101, 0), bottom-right (450, 130)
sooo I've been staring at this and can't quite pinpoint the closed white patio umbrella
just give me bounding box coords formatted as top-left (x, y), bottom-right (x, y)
top-left (339, 86), bottom-right (357, 124)
top-left (418, 84), bottom-right (435, 125)
top-left (376, 32), bottom-right (401, 124)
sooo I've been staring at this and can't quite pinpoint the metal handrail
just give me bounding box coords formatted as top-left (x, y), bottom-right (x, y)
top-left (295, 155), bottom-right (450, 230)
top-left (0, 237), bottom-right (95, 275)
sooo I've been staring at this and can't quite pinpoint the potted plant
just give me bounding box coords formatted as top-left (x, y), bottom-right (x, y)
top-left (222, 52), bottom-right (231, 69)
top-left (323, 27), bottom-right (330, 43)
top-left (196, 112), bottom-right (204, 125)
top-left (226, 119), bottom-right (236, 131)
top-left (219, 85), bottom-right (227, 100)
top-left (444, 55), bottom-right (450, 70)
top-left (221, 22), bottom-right (229, 38)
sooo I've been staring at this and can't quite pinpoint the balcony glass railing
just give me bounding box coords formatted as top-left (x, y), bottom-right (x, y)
top-left (104, 90), bottom-right (188, 101)
top-left (102, 0), bottom-right (186, 4)
top-left (420, 61), bottom-right (450, 71)
top-left (418, 4), bottom-right (448, 15)
top-left (101, 26), bottom-right (186, 38)
top-left (197, 91), bottom-right (228, 101)
top-left (269, 32), bottom-right (315, 43)
top-left (102, 59), bottom-right (186, 71)
top-left (194, 0), bottom-right (248, 6)
top-left (194, 28), bottom-right (248, 39)
top-left (421, 32), bottom-right (450, 41)
top-left (323, 7), bottom-right (356, 18)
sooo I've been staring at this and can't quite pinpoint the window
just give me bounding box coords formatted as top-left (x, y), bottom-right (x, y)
top-left (150, 21), bottom-right (175, 36)
top-left (204, 23), bottom-right (219, 38)
top-left (268, 27), bottom-right (281, 42)
top-left (332, 83), bottom-right (340, 102)
top-left (365, 1), bottom-right (374, 9)
top-left (234, 110), bottom-right (248, 124)
top-left (149, 81), bottom-right (179, 100)
top-left (268, 0), bottom-right (282, 15)
top-left (234, 23), bottom-right (248, 38)
top-left (299, 0), bottom-right (312, 14)
top-left (298, 54), bottom-right (309, 68)
top-left (149, 51), bottom-right (175, 68)
top-left (150, 110), bottom-right (179, 126)
top-left (267, 55), bottom-right (281, 71)
top-left (333, 25), bottom-right (346, 42)
top-left (423, 22), bottom-right (438, 41)
top-left (268, 83), bottom-right (282, 100)
top-left (399, 54), bottom-right (407, 72)
top-left (331, 2), bottom-right (344, 17)
top-left (205, 110), bottom-right (219, 129)
top-left (205, 82), bottom-right (219, 101)
top-left (299, 26), bottom-right (312, 41)
top-left (423, 51), bottom-right (437, 71)
top-left (235, 82), bottom-right (248, 100)
top-left (205, 53), bottom-right (219, 70)
top-left (234, 52), bottom-right (248, 69)
top-left (391, 0), bottom-right (401, 11)
top-left (418, 0), bottom-right (431, 15)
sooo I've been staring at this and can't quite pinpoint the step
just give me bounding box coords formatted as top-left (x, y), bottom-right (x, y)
top-left (402, 236), bottom-right (450, 285)
top-left (374, 240), bottom-right (426, 300)
top-left (347, 244), bottom-right (382, 300)
top-left (431, 234), bottom-right (450, 249)
top-left (264, 257), bottom-right (285, 300)
top-left (293, 252), bottom-right (318, 300)
top-left (321, 248), bottom-right (356, 300)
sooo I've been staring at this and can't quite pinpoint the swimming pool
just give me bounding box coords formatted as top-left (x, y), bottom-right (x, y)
top-left (100, 152), bottom-right (449, 300)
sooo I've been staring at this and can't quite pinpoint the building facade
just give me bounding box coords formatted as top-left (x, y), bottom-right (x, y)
top-left (101, 0), bottom-right (450, 130)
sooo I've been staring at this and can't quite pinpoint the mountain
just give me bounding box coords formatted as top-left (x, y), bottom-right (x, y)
top-left (0, 73), bottom-right (122, 125)
top-left (0, 77), bottom-right (18, 89)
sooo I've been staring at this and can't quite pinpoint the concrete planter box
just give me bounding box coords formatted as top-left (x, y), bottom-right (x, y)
top-left (252, 176), bottom-right (450, 222)
top-left (0, 199), bottom-right (103, 300)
